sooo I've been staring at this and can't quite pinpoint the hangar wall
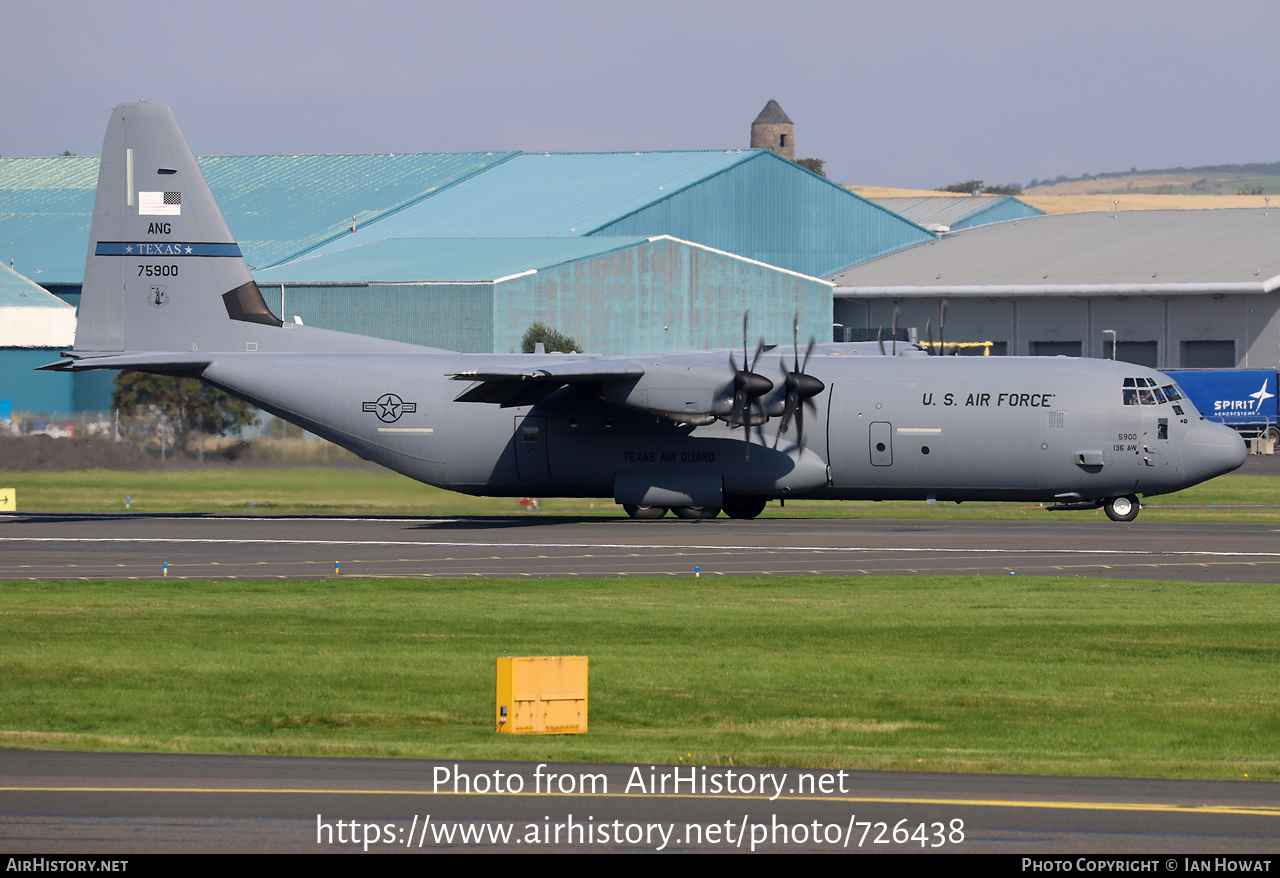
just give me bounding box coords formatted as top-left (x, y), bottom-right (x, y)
top-left (263, 237), bottom-right (833, 355)
top-left (259, 282), bottom-right (495, 352)
top-left (492, 237), bottom-right (831, 354)
top-left (835, 292), bottom-right (1280, 369)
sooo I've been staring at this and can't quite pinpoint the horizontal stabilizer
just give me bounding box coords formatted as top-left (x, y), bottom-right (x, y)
top-left (39, 351), bottom-right (213, 374)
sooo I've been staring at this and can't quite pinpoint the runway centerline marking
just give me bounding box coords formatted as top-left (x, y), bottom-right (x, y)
top-left (3, 537), bottom-right (1279, 561)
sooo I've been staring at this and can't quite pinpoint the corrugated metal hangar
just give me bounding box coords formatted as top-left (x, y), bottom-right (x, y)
top-left (0, 144), bottom-right (935, 411)
top-left (866, 194), bottom-right (1044, 233)
top-left (0, 148), bottom-right (932, 309)
top-left (831, 208), bottom-right (1280, 370)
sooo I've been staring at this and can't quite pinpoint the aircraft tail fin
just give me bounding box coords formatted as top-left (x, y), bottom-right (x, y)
top-left (76, 101), bottom-right (283, 355)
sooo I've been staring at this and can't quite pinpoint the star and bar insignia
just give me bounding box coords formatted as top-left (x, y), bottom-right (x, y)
top-left (362, 393), bottom-right (417, 423)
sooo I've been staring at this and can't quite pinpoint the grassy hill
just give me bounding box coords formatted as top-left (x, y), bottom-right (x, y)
top-left (1025, 162), bottom-right (1280, 197)
top-left (847, 185), bottom-right (1274, 216)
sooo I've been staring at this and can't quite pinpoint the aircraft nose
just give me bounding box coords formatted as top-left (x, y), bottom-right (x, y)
top-left (1183, 420), bottom-right (1247, 483)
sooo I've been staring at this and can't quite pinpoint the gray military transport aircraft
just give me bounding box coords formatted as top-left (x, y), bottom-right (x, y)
top-left (44, 101), bottom-right (1247, 522)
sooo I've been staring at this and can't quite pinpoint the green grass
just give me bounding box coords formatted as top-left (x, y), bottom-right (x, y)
top-left (0, 467), bottom-right (1274, 521)
top-left (1, 576), bottom-right (1277, 779)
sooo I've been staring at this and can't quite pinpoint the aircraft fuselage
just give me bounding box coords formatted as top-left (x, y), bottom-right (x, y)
top-left (200, 347), bottom-right (1244, 508)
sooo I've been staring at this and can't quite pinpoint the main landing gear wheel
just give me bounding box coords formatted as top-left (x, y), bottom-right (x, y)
top-left (1103, 495), bottom-right (1140, 522)
top-left (624, 504), bottom-right (668, 520)
top-left (722, 497), bottom-right (767, 520)
top-left (672, 506), bottom-right (721, 520)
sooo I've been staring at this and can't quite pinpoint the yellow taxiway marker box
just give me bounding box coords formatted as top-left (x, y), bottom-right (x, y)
top-left (0, 489), bottom-right (13, 511)
top-left (496, 655), bottom-right (588, 735)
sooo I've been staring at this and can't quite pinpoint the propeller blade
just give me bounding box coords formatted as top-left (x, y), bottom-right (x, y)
top-left (939, 300), bottom-right (948, 356)
top-left (792, 312), bottom-right (801, 373)
top-left (727, 308), bottom-right (774, 453)
top-left (778, 361), bottom-right (796, 435)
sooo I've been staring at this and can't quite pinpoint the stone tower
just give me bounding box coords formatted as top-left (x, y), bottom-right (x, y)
top-left (750, 99), bottom-right (794, 160)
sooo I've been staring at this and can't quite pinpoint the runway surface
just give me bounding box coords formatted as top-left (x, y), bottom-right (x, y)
top-left (4, 514), bottom-right (1278, 855)
top-left (3, 513), bottom-right (1280, 581)
top-left (2, 751), bottom-right (1278, 854)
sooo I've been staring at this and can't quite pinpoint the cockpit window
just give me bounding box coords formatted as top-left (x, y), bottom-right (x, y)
top-left (1124, 378), bottom-right (1187, 406)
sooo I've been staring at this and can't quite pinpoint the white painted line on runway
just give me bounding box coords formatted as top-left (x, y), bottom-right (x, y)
top-left (1, 537), bottom-right (1279, 560)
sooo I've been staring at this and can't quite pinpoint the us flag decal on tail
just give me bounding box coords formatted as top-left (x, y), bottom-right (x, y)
top-left (139, 191), bottom-right (181, 215)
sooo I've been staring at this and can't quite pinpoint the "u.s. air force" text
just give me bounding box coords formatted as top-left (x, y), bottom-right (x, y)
top-left (922, 392), bottom-right (1056, 408)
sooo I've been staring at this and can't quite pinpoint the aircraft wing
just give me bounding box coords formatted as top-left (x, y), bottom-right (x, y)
top-left (449, 358), bottom-right (648, 408)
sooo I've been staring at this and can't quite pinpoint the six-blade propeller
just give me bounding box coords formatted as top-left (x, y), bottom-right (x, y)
top-left (778, 314), bottom-right (825, 444)
top-left (727, 313), bottom-right (774, 459)
top-left (723, 312), bottom-right (827, 457)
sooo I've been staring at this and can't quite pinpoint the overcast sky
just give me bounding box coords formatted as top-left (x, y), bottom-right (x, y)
top-left (4, 0), bottom-right (1278, 189)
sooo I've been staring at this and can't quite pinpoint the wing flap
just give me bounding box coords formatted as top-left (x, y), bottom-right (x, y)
top-left (449, 358), bottom-right (646, 406)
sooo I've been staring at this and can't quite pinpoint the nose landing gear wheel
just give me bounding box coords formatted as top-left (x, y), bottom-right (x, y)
top-left (1104, 495), bottom-right (1140, 522)
top-left (624, 504), bottom-right (669, 520)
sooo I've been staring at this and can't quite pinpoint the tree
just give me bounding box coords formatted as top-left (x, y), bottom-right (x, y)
top-left (112, 372), bottom-right (259, 455)
top-left (521, 322), bottom-right (582, 354)
top-left (795, 158), bottom-right (826, 177)
top-left (937, 179), bottom-right (1023, 196)
top-left (937, 179), bottom-right (986, 194)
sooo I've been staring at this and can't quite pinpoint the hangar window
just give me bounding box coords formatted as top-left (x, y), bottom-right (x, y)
top-left (1182, 340), bottom-right (1235, 368)
top-left (1114, 341), bottom-right (1158, 368)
